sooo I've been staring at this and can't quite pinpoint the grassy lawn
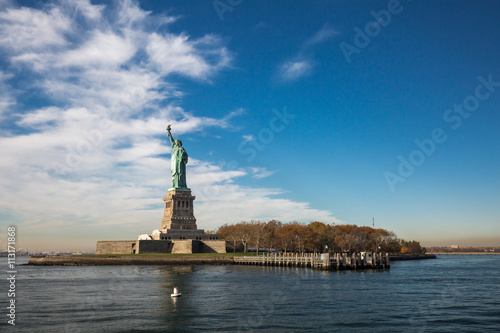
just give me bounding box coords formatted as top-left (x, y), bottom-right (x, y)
top-left (74, 252), bottom-right (263, 259)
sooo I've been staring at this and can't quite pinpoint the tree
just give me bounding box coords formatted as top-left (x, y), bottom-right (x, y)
top-left (235, 221), bottom-right (253, 253)
top-left (334, 224), bottom-right (358, 253)
top-left (370, 228), bottom-right (392, 252)
top-left (275, 224), bottom-right (296, 253)
top-left (306, 222), bottom-right (330, 252)
top-left (382, 237), bottom-right (402, 253)
top-left (250, 220), bottom-right (266, 255)
top-left (262, 220), bottom-right (281, 251)
top-left (400, 240), bottom-right (424, 254)
top-left (217, 224), bottom-right (238, 253)
top-left (353, 226), bottom-right (371, 252)
top-left (218, 220), bottom-right (421, 255)
top-left (280, 221), bottom-right (308, 252)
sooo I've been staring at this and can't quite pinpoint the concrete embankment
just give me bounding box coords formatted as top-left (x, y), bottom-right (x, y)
top-left (388, 254), bottom-right (436, 261)
top-left (29, 253), bottom-right (437, 266)
top-left (28, 256), bottom-right (234, 266)
top-left (431, 252), bottom-right (500, 255)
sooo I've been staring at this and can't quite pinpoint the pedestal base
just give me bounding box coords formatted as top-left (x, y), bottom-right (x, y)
top-left (154, 229), bottom-right (221, 241)
top-left (96, 239), bottom-right (226, 254)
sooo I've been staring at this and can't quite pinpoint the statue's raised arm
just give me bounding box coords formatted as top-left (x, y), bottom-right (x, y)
top-left (166, 124), bottom-right (175, 146)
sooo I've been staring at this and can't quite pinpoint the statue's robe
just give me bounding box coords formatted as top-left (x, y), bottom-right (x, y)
top-left (171, 144), bottom-right (188, 188)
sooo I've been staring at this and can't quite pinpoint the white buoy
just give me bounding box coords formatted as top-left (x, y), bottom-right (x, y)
top-left (171, 287), bottom-right (182, 297)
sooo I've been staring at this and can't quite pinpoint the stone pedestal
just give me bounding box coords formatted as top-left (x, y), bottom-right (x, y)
top-left (160, 189), bottom-right (197, 232)
top-left (158, 189), bottom-right (225, 248)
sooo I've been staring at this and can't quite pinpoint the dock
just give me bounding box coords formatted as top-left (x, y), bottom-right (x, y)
top-left (234, 252), bottom-right (390, 270)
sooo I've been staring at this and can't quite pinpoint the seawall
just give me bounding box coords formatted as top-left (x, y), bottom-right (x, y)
top-left (28, 253), bottom-right (437, 266)
top-left (430, 252), bottom-right (500, 255)
top-left (28, 256), bottom-right (234, 266)
top-left (388, 254), bottom-right (436, 261)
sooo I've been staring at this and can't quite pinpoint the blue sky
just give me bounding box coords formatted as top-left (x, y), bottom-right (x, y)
top-left (0, 0), bottom-right (499, 251)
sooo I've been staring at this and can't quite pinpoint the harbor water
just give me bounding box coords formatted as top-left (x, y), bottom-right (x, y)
top-left (2, 255), bottom-right (500, 332)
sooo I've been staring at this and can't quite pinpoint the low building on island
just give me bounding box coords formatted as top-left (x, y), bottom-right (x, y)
top-left (96, 125), bottom-right (226, 254)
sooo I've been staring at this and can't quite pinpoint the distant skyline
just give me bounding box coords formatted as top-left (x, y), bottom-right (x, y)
top-left (0, 0), bottom-right (499, 252)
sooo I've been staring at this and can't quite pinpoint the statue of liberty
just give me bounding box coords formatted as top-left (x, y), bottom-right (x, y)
top-left (166, 125), bottom-right (189, 190)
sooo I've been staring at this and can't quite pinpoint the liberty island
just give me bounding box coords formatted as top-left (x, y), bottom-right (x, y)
top-left (95, 125), bottom-right (226, 254)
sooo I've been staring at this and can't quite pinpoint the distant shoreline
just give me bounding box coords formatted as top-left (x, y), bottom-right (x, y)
top-left (388, 254), bottom-right (436, 261)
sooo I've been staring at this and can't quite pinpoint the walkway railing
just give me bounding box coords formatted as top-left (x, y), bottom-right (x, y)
top-left (234, 252), bottom-right (390, 270)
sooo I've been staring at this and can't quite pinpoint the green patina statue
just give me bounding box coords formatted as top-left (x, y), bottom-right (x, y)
top-left (166, 125), bottom-right (189, 190)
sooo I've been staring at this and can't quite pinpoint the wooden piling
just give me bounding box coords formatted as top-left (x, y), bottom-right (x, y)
top-left (233, 251), bottom-right (390, 271)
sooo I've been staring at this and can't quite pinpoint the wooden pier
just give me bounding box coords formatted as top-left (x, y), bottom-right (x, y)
top-left (234, 252), bottom-right (390, 270)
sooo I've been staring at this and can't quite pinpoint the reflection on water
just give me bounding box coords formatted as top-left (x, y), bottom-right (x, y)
top-left (1, 256), bottom-right (500, 332)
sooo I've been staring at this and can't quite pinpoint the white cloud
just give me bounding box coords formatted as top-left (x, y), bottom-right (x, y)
top-left (15, 106), bottom-right (64, 128)
top-left (242, 134), bottom-right (255, 142)
top-left (194, 184), bottom-right (339, 228)
top-left (250, 167), bottom-right (275, 179)
top-left (75, 0), bottom-right (105, 20)
top-left (0, 71), bottom-right (15, 116)
top-left (278, 61), bottom-right (312, 82)
top-left (305, 23), bottom-right (337, 47)
top-left (0, 4), bottom-right (71, 53)
top-left (223, 107), bottom-right (245, 122)
top-left (116, 0), bottom-right (149, 25)
top-left (57, 31), bottom-right (136, 68)
top-left (146, 32), bottom-right (232, 79)
top-left (276, 24), bottom-right (337, 83)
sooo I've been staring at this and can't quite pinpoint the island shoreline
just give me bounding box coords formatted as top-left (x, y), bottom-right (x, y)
top-left (27, 254), bottom-right (436, 266)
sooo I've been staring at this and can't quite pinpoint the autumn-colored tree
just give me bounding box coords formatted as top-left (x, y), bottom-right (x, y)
top-left (282, 221), bottom-right (306, 252)
top-left (262, 219), bottom-right (281, 251)
top-left (334, 225), bottom-right (359, 253)
top-left (218, 220), bottom-right (418, 255)
top-left (400, 240), bottom-right (424, 254)
top-left (352, 226), bottom-right (371, 252)
top-left (306, 222), bottom-right (330, 252)
top-left (275, 224), bottom-right (297, 253)
top-left (381, 236), bottom-right (401, 253)
top-left (236, 221), bottom-right (254, 253)
top-left (217, 223), bottom-right (239, 253)
top-left (249, 220), bottom-right (266, 255)
top-left (369, 228), bottom-right (392, 252)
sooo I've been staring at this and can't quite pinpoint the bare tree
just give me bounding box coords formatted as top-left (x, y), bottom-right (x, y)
top-left (275, 224), bottom-right (297, 253)
top-left (235, 221), bottom-right (253, 253)
top-left (370, 229), bottom-right (392, 252)
top-left (217, 224), bottom-right (238, 253)
top-left (250, 220), bottom-right (266, 255)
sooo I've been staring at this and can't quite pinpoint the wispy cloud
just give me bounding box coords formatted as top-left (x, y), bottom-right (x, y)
top-left (276, 24), bottom-right (337, 83)
top-left (278, 60), bottom-right (312, 82)
top-left (146, 33), bottom-right (232, 79)
top-left (242, 134), bottom-right (255, 142)
top-left (223, 107), bottom-right (245, 122)
top-left (304, 24), bottom-right (338, 48)
top-left (250, 167), bottom-right (275, 179)
top-left (0, 4), bottom-right (71, 53)
top-left (0, 71), bottom-right (15, 117)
